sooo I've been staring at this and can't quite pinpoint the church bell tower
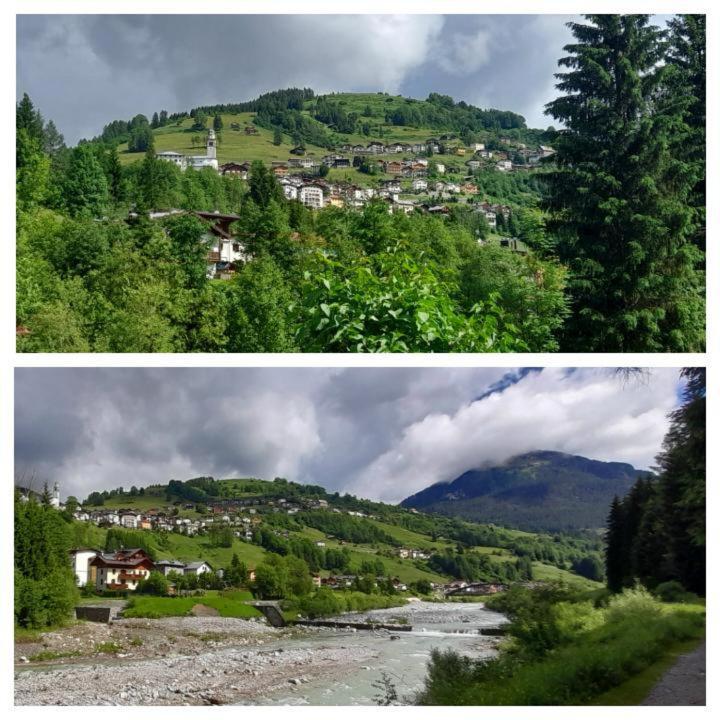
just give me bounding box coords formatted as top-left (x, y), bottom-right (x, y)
top-left (207, 128), bottom-right (217, 160)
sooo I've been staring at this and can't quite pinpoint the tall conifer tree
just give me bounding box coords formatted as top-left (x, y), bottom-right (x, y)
top-left (545, 15), bottom-right (704, 352)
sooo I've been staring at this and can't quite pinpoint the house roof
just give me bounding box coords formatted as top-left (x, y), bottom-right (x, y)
top-left (185, 561), bottom-right (212, 570)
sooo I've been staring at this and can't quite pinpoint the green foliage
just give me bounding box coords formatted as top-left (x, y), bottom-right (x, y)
top-left (297, 244), bottom-right (525, 352)
top-left (223, 256), bottom-right (298, 352)
top-left (104, 528), bottom-right (158, 559)
top-left (252, 553), bottom-right (313, 599)
top-left (136, 571), bottom-right (170, 596)
top-left (61, 145), bottom-right (109, 217)
top-left (14, 495), bottom-right (79, 629)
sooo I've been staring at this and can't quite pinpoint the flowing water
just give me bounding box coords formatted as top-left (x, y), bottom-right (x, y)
top-left (249, 600), bottom-right (507, 705)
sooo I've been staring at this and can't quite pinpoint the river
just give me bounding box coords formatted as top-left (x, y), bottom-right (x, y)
top-left (248, 600), bottom-right (507, 705)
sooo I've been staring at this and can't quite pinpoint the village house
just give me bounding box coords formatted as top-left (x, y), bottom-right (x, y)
top-left (384, 160), bottom-right (404, 175)
top-left (287, 157), bottom-right (317, 169)
top-left (472, 143), bottom-right (486, 152)
top-left (196, 210), bottom-right (246, 279)
top-left (155, 559), bottom-right (186, 576)
top-left (435, 163), bottom-right (446, 174)
top-left (411, 178), bottom-right (428, 192)
top-left (120, 512), bottom-right (139, 529)
top-left (90, 549), bottom-right (155, 592)
top-left (219, 162), bottom-right (249, 179)
top-left (69, 548), bottom-right (100, 587)
top-left (183, 561), bottom-right (213, 576)
top-left (466, 160), bottom-right (481, 171)
top-left (496, 160), bottom-right (513, 172)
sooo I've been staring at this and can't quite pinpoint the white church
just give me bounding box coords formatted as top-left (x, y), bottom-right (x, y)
top-left (157, 128), bottom-right (219, 172)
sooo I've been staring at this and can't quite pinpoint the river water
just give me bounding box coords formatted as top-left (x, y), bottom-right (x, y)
top-left (250, 601), bottom-right (507, 706)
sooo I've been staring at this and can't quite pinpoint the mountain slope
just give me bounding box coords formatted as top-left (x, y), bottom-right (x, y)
top-left (400, 451), bottom-right (647, 532)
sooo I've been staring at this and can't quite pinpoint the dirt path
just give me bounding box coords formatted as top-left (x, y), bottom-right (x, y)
top-left (641, 640), bottom-right (706, 706)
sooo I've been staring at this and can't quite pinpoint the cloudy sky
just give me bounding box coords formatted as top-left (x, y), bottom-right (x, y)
top-left (14, 14), bottom-right (592, 144)
top-left (15, 367), bottom-right (684, 503)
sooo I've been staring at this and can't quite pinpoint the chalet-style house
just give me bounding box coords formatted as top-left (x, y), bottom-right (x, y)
top-left (89, 548), bottom-right (155, 592)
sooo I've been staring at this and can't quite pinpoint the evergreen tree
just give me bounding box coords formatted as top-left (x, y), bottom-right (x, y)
top-left (545, 15), bottom-right (705, 352)
top-left (16, 93), bottom-right (44, 141)
top-left (247, 160), bottom-right (283, 208)
top-left (667, 15), bottom-right (705, 252)
top-left (104, 144), bottom-right (126, 203)
top-left (273, 127), bottom-right (283, 146)
top-left (159, 110), bottom-right (168, 125)
top-left (42, 119), bottom-right (65, 156)
top-left (604, 496), bottom-right (625, 592)
top-left (15, 494), bottom-right (78, 628)
top-left (213, 114), bottom-right (223, 131)
top-left (151, 111), bottom-right (160, 129)
top-left (655, 367), bottom-right (705, 594)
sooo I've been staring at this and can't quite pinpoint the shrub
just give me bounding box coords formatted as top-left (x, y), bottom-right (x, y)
top-left (653, 581), bottom-right (698, 604)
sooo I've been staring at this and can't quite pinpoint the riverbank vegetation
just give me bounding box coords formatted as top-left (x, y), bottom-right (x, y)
top-left (417, 584), bottom-right (705, 705)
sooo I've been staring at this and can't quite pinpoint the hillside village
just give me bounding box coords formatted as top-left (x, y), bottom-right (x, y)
top-left (150, 127), bottom-right (548, 279)
top-left (27, 483), bottom-right (491, 597)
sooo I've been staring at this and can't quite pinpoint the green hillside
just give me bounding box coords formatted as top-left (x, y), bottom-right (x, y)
top-left (113, 91), bottom-right (548, 182)
top-left (76, 474), bottom-right (603, 588)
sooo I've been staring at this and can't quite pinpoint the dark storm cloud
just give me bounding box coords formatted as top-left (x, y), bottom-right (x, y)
top-left (15, 368), bottom-right (680, 504)
top-left (16, 14), bottom-right (583, 144)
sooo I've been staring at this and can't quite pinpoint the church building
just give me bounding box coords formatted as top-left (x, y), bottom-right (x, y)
top-left (157, 128), bottom-right (219, 172)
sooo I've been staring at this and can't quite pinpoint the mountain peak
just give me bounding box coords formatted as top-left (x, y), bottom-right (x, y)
top-left (400, 451), bottom-right (647, 532)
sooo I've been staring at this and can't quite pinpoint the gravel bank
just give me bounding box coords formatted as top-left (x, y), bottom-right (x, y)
top-left (15, 635), bottom-right (377, 705)
top-left (15, 616), bottom-right (278, 667)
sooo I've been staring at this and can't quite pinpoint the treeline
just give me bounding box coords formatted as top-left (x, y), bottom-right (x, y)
top-left (14, 491), bottom-right (78, 628)
top-left (295, 510), bottom-right (398, 546)
top-left (387, 92), bottom-right (525, 132)
top-left (428, 549), bottom-right (533, 583)
top-left (252, 527), bottom-right (353, 573)
top-left (605, 368), bottom-right (705, 595)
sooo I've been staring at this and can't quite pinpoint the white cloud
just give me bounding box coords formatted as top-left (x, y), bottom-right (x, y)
top-left (353, 368), bottom-right (679, 502)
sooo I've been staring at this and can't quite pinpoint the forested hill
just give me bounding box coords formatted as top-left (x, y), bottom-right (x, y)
top-left (95, 88), bottom-right (542, 161)
top-left (401, 451), bottom-right (647, 532)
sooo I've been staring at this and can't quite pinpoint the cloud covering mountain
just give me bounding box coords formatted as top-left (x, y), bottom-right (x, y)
top-left (15, 367), bottom-right (681, 503)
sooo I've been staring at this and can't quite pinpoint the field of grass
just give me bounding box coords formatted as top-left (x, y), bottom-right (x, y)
top-left (531, 562), bottom-right (601, 589)
top-left (117, 112), bottom-right (331, 167)
top-left (158, 532), bottom-right (267, 570)
top-left (122, 589), bottom-right (261, 619)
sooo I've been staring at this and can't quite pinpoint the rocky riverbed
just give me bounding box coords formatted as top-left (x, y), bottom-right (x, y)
top-left (15, 618), bottom-right (374, 706)
top-left (15, 602), bottom-right (504, 705)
